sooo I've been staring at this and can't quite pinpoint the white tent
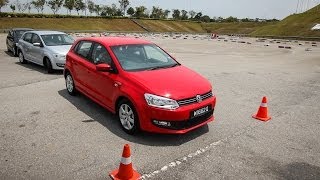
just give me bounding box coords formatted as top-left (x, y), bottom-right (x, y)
top-left (311, 24), bottom-right (320, 30)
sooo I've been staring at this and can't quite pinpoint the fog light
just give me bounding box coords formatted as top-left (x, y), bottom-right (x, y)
top-left (56, 63), bottom-right (65, 67)
top-left (153, 120), bottom-right (171, 127)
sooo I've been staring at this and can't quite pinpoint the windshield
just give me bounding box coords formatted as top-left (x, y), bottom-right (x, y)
top-left (111, 44), bottom-right (179, 71)
top-left (41, 34), bottom-right (74, 46)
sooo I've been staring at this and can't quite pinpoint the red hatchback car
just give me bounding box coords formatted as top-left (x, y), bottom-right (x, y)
top-left (64, 37), bottom-right (216, 134)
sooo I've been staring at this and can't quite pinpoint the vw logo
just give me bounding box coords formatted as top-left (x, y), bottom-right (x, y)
top-left (196, 95), bottom-right (202, 103)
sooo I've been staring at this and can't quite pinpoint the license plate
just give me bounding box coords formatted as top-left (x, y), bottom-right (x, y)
top-left (191, 106), bottom-right (210, 118)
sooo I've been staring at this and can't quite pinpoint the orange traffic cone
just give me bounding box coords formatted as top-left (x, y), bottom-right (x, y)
top-left (109, 144), bottom-right (141, 180)
top-left (252, 96), bottom-right (271, 121)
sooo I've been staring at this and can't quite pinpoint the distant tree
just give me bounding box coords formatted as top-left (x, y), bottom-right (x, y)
top-left (20, 3), bottom-right (29, 13)
top-left (172, 9), bottom-right (180, 19)
top-left (0, 0), bottom-right (9, 12)
top-left (32, 0), bottom-right (46, 14)
top-left (74, 0), bottom-right (85, 15)
top-left (27, 2), bottom-right (32, 13)
top-left (15, 0), bottom-right (22, 12)
top-left (194, 12), bottom-right (202, 20)
top-left (87, 0), bottom-right (94, 15)
top-left (64, 0), bottom-right (74, 14)
top-left (94, 4), bottom-right (101, 15)
top-left (163, 9), bottom-right (170, 19)
top-left (225, 16), bottom-right (238, 22)
top-left (150, 6), bottom-right (164, 19)
top-left (127, 6), bottom-right (134, 17)
top-left (217, 16), bottom-right (224, 22)
top-left (47, 0), bottom-right (63, 14)
top-left (134, 6), bottom-right (147, 18)
top-left (201, 15), bottom-right (210, 22)
top-left (10, 4), bottom-right (15, 13)
top-left (188, 10), bottom-right (196, 19)
top-left (181, 10), bottom-right (188, 20)
top-left (118, 0), bottom-right (129, 16)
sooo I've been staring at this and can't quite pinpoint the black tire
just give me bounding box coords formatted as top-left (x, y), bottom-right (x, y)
top-left (44, 58), bottom-right (54, 74)
top-left (18, 51), bottom-right (27, 64)
top-left (117, 99), bottom-right (140, 135)
top-left (65, 72), bottom-right (77, 96)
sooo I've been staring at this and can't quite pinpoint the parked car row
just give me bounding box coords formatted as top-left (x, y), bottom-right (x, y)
top-left (6, 29), bottom-right (217, 135)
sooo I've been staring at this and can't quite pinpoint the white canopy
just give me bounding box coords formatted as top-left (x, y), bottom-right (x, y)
top-left (311, 24), bottom-right (320, 30)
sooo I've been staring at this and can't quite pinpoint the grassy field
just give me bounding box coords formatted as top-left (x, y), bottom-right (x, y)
top-left (0, 18), bottom-right (145, 32)
top-left (201, 22), bottom-right (275, 34)
top-left (135, 19), bottom-right (205, 33)
top-left (251, 5), bottom-right (320, 37)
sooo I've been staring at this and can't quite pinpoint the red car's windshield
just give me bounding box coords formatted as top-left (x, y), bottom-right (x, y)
top-left (111, 44), bottom-right (179, 71)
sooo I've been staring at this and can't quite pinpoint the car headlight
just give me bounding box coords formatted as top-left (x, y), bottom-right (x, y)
top-left (144, 93), bottom-right (179, 110)
top-left (53, 54), bottom-right (66, 60)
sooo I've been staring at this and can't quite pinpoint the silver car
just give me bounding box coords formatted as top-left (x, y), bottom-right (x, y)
top-left (17, 31), bottom-right (74, 73)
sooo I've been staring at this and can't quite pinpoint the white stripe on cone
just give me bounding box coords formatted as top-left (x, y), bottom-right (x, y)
top-left (260, 103), bottom-right (267, 107)
top-left (121, 157), bottom-right (132, 165)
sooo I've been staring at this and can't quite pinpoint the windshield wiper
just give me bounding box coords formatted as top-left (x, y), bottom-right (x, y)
top-left (148, 64), bottom-right (180, 71)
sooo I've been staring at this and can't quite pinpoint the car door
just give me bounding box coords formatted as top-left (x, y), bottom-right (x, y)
top-left (72, 41), bottom-right (94, 95)
top-left (87, 43), bottom-right (118, 108)
top-left (20, 33), bottom-right (33, 61)
top-left (29, 33), bottom-right (43, 64)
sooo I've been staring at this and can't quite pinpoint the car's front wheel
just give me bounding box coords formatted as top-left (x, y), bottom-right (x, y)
top-left (65, 72), bottom-right (77, 96)
top-left (118, 99), bottom-right (140, 135)
top-left (18, 51), bottom-right (27, 64)
top-left (44, 57), bottom-right (54, 74)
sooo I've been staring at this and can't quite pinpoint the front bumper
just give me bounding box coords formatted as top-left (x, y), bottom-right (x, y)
top-left (138, 96), bottom-right (216, 134)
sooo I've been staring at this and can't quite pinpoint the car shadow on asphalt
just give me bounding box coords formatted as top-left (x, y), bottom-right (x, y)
top-left (14, 62), bottom-right (63, 75)
top-left (4, 50), bottom-right (15, 57)
top-left (58, 89), bottom-right (209, 146)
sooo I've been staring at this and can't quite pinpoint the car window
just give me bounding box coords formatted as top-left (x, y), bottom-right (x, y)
top-left (31, 34), bottom-right (41, 44)
top-left (144, 45), bottom-right (169, 62)
top-left (23, 33), bottom-right (32, 43)
top-left (75, 41), bottom-right (93, 60)
top-left (41, 34), bottom-right (74, 46)
top-left (91, 43), bottom-right (112, 64)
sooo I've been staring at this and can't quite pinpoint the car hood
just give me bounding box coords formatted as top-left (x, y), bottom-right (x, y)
top-left (127, 65), bottom-right (212, 100)
top-left (47, 45), bottom-right (72, 55)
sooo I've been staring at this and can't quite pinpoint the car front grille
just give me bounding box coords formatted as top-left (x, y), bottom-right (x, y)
top-left (177, 91), bottom-right (213, 106)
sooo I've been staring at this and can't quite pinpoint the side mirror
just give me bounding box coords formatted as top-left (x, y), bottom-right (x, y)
top-left (96, 63), bottom-right (112, 72)
top-left (33, 42), bottom-right (42, 47)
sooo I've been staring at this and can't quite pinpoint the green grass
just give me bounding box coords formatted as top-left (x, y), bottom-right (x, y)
top-left (0, 17), bottom-right (145, 32)
top-left (201, 22), bottom-right (275, 34)
top-left (135, 19), bottom-right (205, 33)
top-left (251, 5), bottom-right (320, 37)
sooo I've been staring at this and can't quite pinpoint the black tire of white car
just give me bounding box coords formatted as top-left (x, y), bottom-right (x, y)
top-left (118, 99), bottom-right (140, 135)
top-left (45, 58), bottom-right (54, 74)
top-left (18, 51), bottom-right (27, 64)
top-left (65, 73), bottom-right (77, 96)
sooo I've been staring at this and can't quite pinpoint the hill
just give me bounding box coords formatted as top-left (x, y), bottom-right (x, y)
top-left (251, 4), bottom-right (320, 37)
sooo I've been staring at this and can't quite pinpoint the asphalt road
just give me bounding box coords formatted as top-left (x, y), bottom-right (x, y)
top-left (0, 33), bottom-right (319, 180)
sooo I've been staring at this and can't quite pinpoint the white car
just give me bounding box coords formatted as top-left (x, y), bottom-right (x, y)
top-left (17, 31), bottom-right (74, 73)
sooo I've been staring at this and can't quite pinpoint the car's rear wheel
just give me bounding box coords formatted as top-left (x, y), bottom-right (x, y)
top-left (118, 99), bottom-right (140, 135)
top-left (44, 58), bottom-right (54, 74)
top-left (18, 51), bottom-right (27, 64)
top-left (65, 72), bottom-right (77, 96)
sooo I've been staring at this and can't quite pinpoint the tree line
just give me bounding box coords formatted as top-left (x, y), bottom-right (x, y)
top-left (0, 0), bottom-right (278, 22)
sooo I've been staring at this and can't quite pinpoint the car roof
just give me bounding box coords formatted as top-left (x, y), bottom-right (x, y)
top-left (12, 28), bottom-right (34, 31)
top-left (78, 37), bottom-right (152, 46)
top-left (27, 31), bottom-right (67, 35)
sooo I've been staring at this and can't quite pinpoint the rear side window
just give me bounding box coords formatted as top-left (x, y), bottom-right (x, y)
top-left (75, 41), bottom-right (93, 60)
top-left (8, 30), bottom-right (13, 37)
top-left (23, 33), bottom-right (32, 43)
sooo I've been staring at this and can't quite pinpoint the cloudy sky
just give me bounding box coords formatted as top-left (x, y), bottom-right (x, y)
top-left (2, 0), bottom-right (319, 19)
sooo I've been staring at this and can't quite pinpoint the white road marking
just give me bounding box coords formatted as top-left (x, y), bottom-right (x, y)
top-left (140, 140), bottom-right (222, 179)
